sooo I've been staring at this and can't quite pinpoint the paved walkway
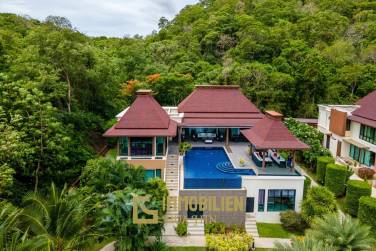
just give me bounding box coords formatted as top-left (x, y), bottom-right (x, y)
top-left (254, 237), bottom-right (291, 248)
top-left (162, 235), bottom-right (206, 247)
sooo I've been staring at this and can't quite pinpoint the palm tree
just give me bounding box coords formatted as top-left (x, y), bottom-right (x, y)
top-left (0, 203), bottom-right (44, 251)
top-left (275, 236), bottom-right (336, 251)
top-left (22, 183), bottom-right (94, 251)
top-left (308, 213), bottom-right (375, 251)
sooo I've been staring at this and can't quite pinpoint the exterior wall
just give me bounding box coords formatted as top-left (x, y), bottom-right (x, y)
top-left (241, 175), bottom-right (305, 223)
top-left (125, 159), bottom-right (166, 178)
top-left (318, 106), bottom-right (330, 131)
top-left (341, 141), bottom-right (350, 158)
top-left (329, 109), bottom-right (347, 136)
top-left (329, 136), bottom-right (339, 157)
top-left (179, 189), bottom-right (247, 226)
top-left (126, 159), bottom-right (166, 169)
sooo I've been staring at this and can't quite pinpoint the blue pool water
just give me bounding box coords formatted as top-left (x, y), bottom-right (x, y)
top-left (184, 147), bottom-right (255, 189)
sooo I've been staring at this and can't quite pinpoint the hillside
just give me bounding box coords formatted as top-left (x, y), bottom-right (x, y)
top-left (1, 0), bottom-right (376, 195)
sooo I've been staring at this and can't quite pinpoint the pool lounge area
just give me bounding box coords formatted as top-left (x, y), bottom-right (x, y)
top-left (183, 147), bottom-right (255, 189)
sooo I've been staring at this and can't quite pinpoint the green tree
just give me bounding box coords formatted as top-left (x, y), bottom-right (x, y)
top-left (308, 214), bottom-right (375, 251)
top-left (275, 236), bottom-right (335, 251)
top-left (0, 202), bottom-right (45, 251)
top-left (99, 188), bottom-right (164, 251)
top-left (22, 183), bottom-right (94, 251)
top-left (80, 158), bottom-right (146, 193)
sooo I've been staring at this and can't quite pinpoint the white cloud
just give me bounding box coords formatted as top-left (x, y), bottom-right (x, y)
top-left (0, 0), bottom-right (198, 37)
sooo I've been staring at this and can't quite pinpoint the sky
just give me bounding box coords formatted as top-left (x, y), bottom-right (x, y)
top-left (0, 0), bottom-right (199, 37)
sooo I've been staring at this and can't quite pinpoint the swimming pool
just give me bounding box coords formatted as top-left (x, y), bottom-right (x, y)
top-left (184, 147), bottom-right (255, 189)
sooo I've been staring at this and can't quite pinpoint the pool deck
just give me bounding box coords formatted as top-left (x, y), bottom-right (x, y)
top-left (188, 141), bottom-right (301, 176)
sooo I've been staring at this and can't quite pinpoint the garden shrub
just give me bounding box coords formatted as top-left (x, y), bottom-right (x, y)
top-left (280, 210), bottom-right (308, 233)
top-left (175, 220), bottom-right (187, 236)
top-left (284, 118), bottom-right (331, 168)
top-left (324, 163), bottom-right (347, 196)
top-left (358, 196), bottom-right (376, 233)
top-left (303, 176), bottom-right (311, 198)
top-left (205, 222), bottom-right (226, 234)
top-left (227, 224), bottom-right (245, 234)
top-left (345, 180), bottom-right (371, 216)
top-left (302, 186), bottom-right (336, 223)
top-left (206, 233), bottom-right (253, 251)
top-left (317, 156), bottom-right (334, 184)
top-left (358, 167), bottom-right (375, 180)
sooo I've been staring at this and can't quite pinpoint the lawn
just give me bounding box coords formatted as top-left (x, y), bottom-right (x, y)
top-left (257, 223), bottom-right (293, 238)
top-left (169, 248), bottom-right (205, 251)
top-left (300, 164), bottom-right (319, 184)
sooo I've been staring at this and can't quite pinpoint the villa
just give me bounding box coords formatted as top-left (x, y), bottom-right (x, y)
top-left (318, 90), bottom-right (376, 170)
top-left (104, 85), bottom-right (309, 228)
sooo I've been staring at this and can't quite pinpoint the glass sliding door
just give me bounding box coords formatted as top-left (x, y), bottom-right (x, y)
top-left (350, 144), bottom-right (376, 167)
top-left (156, 137), bottom-right (165, 156)
top-left (119, 137), bottom-right (128, 156)
top-left (130, 137), bottom-right (153, 156)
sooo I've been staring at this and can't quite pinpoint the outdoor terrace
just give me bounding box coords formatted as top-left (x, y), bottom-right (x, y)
top-left (185, 141), bottom-right (301, 176)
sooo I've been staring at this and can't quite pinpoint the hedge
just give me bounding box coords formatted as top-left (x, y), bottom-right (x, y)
top-left (358, 196), bottom-right (376, 234)
top-left (303, 175), bottom-right (311, 198)
top-left (325, 163), bottom-right (347, 197)
top-left (317, 156), bottom-right (334, 184)
top-left (345, 180), bottom-right (371, 216)
top-left (301, 186), bottom-right (336, 223)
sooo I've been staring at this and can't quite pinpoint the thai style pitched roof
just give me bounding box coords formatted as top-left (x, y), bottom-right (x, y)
top-left (241, 116), bottom-right (309, 150)
top-left (178, 85), bottom-right (264, 127)
top-left (104, 90), bottom-right (177, 137)
top-left (349, 90), bottom-right (376, 128)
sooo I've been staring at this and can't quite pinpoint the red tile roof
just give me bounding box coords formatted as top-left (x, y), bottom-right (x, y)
top-left (104, 120), bottom-right (177, 137)
top-left (178, 85), bottom-right (261, 113)
top-left (103, 90), bottom-right (177, 137)
top-left (241, 117), bottom-right (309, 150)
top-left (178, 85), bottom-right (263, 127)
top-left (350, 90), bottom-right (376, 128)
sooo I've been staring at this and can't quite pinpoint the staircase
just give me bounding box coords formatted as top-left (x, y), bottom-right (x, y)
top-left (165, 153), bottom-right (179, 196)
top-left (245, 213), bottom-right (259, 237)
top-left (187, 218), bottom-right (205, 236)
top-left (164, 144), bottom-right (180, 223)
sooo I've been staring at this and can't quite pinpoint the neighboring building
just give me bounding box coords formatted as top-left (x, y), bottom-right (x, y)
top-left (317, 90), bottom-right (376, 169)
top-left (104, 85), bottom-right (309, 224)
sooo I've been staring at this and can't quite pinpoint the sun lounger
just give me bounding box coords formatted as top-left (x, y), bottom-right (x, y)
top-left (252, 152), bottom-right (272, 167)
top-left (268, 149), bottom-right (286, 167)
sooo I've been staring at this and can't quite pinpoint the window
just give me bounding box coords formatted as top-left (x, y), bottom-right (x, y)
top-left (346, 119), bottom-right (351, 131)
top-left (119, 137), bottom-right (128, 156)
top-left (258, 189), bottom-right (265, 212)
top-left (267, 190), bottom-right (295, 212)
top-left (130, 137), bottom-right (153, 156)
top-left (360, 124), bottom-right (376, 145)
top-left (350, 144), bottom-right (376, 167)
top-left (156, 137), bottom-right (165, 156)
top-left (144, 169), bottom-right (161, 181)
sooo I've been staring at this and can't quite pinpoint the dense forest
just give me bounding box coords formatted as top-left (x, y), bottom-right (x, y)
top-left (1, 0), bottom-right (376, 198)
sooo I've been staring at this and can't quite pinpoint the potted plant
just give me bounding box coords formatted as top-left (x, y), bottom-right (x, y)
top-left (179, 142), bottom-right (192, 156)
top-left (239, 158), bottom-right (245, 167)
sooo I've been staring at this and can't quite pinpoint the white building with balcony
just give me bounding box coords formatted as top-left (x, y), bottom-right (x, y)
top-left (317, 91), bottom-right (376, 169)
